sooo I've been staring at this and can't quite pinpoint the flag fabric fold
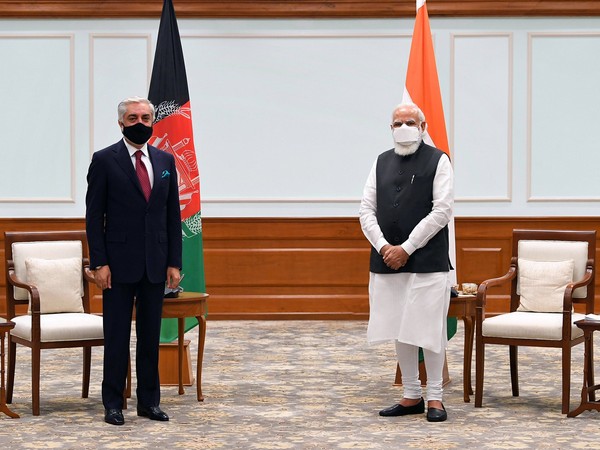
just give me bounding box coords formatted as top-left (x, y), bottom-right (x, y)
top-left (402, 0), bottom-right (457, 344)
top-left (148, 0), bottom-right (206, 343)
top-left (403, 0), bottom-right (449, 157)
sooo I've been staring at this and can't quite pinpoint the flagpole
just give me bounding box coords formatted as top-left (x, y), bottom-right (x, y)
top-left (148, 0), bottom-right (207, 344)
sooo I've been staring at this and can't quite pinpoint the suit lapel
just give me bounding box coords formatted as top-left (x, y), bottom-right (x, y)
top-left (113, 141), bottom-right (146, 199)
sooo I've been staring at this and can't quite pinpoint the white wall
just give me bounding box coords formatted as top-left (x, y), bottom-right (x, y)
top-left (1, 17), bottom-right (599, 218)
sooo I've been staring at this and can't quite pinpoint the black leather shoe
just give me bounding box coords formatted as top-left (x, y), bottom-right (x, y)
top-left (137, 405), bottom-right (169, 421)
top-left (379, 398), bottom-right (425, 416)
top-left (426, 403), bottom-right (447, 422)
top-left (105, 408), bottom-right (124, 426)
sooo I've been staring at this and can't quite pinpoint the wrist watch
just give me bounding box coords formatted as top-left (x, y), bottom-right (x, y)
top-left (94, 265), bottom-right (104, 270)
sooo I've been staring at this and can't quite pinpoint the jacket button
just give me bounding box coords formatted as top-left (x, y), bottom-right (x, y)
top-left (393, 202), bottom-right (399, 208)
top-left (396, 186), bottom-right (402, 192)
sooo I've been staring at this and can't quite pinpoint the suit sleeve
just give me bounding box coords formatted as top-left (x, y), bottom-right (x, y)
top-left (166, 155), bottom-right (183, 269)
top-left (85, 152), bottom-right (108, 268)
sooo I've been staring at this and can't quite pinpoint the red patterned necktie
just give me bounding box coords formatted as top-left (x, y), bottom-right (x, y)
top-left (134, 150), bottom-right (151, 201)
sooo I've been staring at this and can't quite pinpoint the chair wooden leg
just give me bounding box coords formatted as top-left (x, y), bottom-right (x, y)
top-left (509, 345), bottom-right (519, 397)
top-left (82, 347), bottom-right (91, 398)
top-left (588, 339), bottom-right (595, 402)
top-left (196, 314), bottom-right (207, 402)
top-left (475, 338), bottom-right (484, 407)
top-left (6, 339), bottom-right (16, 404)
top-left (562, 345), bottom-right (571, 414)
top-left (32, 346), bottom-right (41, 416)
top-left (126, 354), bottom-right (132, 398)
top-left (122, 354), bottom-right (131, 410)
top-left (0, 331), bottom-right (19, 418)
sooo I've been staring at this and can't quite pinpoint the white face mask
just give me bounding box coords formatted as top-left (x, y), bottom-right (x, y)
top-left (392, 124), bottom-right (421, 145)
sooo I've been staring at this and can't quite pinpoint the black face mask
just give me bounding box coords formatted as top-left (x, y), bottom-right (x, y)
top-left (122, 122), bottom-right (153, 145)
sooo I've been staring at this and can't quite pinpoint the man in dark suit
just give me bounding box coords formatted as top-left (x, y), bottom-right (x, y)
top-left (86, 96), bottom-right (182, 426)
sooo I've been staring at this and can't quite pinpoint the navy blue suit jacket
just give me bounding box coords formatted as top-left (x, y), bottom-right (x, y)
top-left (85, 140), bottom-right (182, 284)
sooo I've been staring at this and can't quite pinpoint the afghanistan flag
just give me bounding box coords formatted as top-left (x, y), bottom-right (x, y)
top-left (148, 0), bottom-right (206, 343)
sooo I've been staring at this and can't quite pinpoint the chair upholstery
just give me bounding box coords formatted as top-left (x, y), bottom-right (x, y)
top-left (475, 229), bottom-right (596, 414)
top-left (10, 314), bottom-right (103, 342)
top-left (4, 231), bottom-right (103, 415)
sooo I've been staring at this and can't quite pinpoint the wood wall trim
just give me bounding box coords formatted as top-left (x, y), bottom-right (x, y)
top-left (0, 1), bottom-right (599, 19)
top-left (1, 217), bottom-right (600, 319)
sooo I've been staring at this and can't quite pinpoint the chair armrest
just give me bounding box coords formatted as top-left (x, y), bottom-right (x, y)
top-left (7, 269), bottom-right (41, 313)
top-left (563, 263), bottom-right (594, 310)
top-left (8, 268), bottom-right (33, 291)
top-left (83, 266), bottom-right (96, 283)
top-left (568, 265), bottom-right (594, 291)
top-left (476, 265), bottom-right (517, 308)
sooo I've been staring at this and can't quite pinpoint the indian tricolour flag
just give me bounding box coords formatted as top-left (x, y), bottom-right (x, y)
top-left (403, 0), bottom-right (450, 157)
top-left (403, 0), bottom-right (458, 338)
top-left (148, 0), bottom-right (206, 343)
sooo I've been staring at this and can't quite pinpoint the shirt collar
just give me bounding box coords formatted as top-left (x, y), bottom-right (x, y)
top-left (123, 138), bottom-right (149, 158)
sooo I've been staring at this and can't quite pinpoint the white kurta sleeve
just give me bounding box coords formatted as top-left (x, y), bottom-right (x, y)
top-left (359, 159), bottom-right (389, 253)
top-left (401, 155), bottom-right (454, 255)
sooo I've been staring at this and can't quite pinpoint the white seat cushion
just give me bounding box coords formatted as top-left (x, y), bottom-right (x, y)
top-left (482, 311), bottom-right (585, 341)
top-left (10, 313), bottom-right (103, 342)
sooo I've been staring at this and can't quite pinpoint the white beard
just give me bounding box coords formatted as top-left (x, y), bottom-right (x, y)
top-left (394, 136), bottom-right (422, 156)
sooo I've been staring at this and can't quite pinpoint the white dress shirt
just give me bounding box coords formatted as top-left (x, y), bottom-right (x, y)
top-left (123, 138), bottom-right (154, 188)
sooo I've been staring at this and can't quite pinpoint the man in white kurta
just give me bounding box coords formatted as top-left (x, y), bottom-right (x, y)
top-left (359, 103), bottom-right (454, 422)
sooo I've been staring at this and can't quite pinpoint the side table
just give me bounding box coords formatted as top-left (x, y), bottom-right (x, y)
top-left (0, 320), bottom-right (19, 418)
top-left (161, 292), bottom-right (209, 401)
top-left (394, 294), bottom-right (476, 403)
top-left (567, 318), bottom-right (600, 417)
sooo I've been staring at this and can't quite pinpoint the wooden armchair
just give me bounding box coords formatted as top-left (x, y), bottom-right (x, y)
top-left (475, 229), bottom-right (596, 414)
top-left (4, 230), bottom-right (104, 415)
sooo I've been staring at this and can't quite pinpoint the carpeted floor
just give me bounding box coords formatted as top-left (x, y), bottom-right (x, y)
top-left (1, 320), bottom-right (599, 449)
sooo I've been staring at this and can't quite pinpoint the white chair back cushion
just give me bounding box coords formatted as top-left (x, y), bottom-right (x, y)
top-left (25, 257), bottom-right (84, 314)
top-left (12, 241), bottom-right (83, 301)
top-left (517, 240), bottom-right (589, 298)
top-left (516, 258), bottom-right (574, 312)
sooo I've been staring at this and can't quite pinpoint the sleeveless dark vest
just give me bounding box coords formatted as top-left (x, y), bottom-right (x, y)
top-left (369, 142), bottom-right (451, 274)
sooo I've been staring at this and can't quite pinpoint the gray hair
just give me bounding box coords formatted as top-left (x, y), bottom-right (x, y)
top-left (392, 102), bottom-right (426, 122)
top-left (117, 97), bottom-right (156, 122)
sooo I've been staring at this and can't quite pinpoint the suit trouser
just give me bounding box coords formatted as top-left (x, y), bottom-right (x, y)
top-left (101, 273), bottom-right (164, 410)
